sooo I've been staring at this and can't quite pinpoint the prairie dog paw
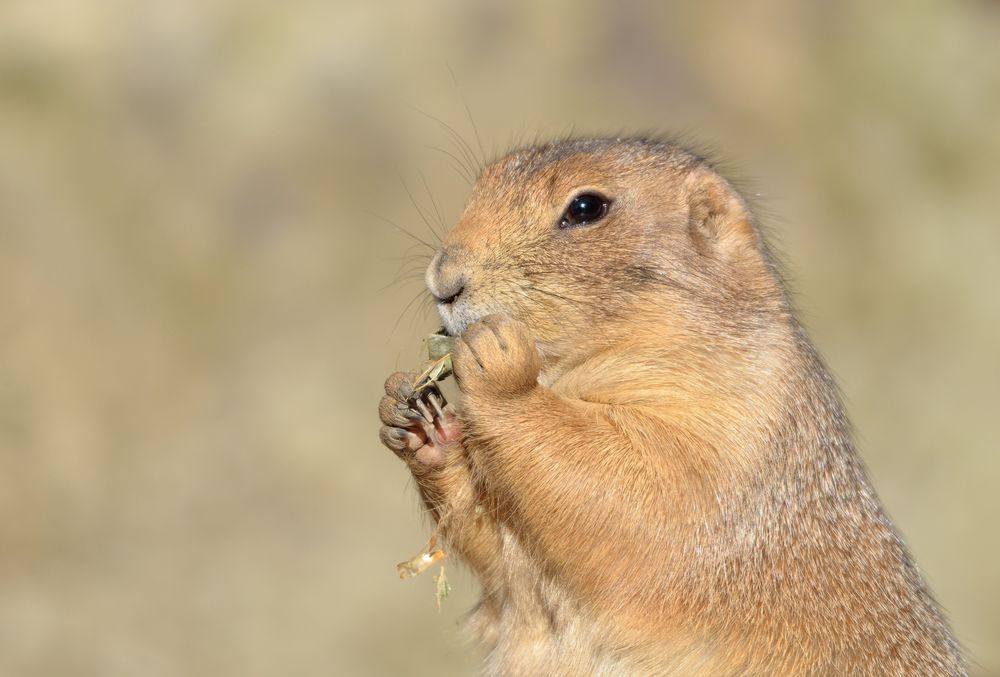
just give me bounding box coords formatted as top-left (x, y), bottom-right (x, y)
top-left (379, 371), bottom-right (462, 468)
top-left (453, 315), bottom-right (540, 398)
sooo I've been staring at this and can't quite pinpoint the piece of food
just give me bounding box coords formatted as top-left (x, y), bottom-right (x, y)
top-left (396, 535), bottom-right (447, 580)
top-left (411, 354), bottom-right (453, 395)
top-left (412, 330), bottom-right (455, 394)
top-left (425, 329), bottom-right (454, 361)
top-left (434, 564), bottom-right (451, 612)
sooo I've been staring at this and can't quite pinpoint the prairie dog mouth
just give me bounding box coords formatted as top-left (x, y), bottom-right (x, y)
top-left (435, 300), bottom-right (489, 338)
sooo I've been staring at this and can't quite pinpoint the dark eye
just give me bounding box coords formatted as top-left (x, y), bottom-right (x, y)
top-left (560, 192), bottom-right (610, 228)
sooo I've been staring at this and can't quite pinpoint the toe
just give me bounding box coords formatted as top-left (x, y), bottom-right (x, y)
top-left (384, 371), bottom-right (415, 401)
top-left (379, 394), bottom-right (419, 428)
top-left (379, 425), bottom-right (425, 458)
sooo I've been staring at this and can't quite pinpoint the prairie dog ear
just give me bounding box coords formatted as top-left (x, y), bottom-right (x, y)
top-left (683, 167), bottom-right (756, 258)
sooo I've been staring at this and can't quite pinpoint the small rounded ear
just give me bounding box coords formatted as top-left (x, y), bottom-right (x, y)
top-left (683, 168), bottom-right (756, 258)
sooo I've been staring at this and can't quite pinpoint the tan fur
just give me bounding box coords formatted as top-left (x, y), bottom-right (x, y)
top-left (378, 138), bottom-right (966, 675)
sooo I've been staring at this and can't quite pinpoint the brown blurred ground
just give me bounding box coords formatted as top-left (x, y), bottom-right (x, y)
top-left (0, 1), bottom-right (997, 675)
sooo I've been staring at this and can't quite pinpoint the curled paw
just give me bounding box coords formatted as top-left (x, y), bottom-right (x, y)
top-left (378, 371), bottom-right (462, 468)
top-left (453, 315), bottom-right (540, 399)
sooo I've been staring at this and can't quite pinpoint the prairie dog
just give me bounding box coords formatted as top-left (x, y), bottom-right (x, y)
top-left (377, 138), bottom-right (965, 675)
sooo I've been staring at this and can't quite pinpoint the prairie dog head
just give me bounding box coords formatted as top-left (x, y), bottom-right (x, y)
top-left (426, 138), bottom-right (784, 372)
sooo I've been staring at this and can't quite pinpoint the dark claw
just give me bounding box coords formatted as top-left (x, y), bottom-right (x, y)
top-left (427, 390), bottom-right (446, 418)
top-left (396, 400), bottom-right (422, 421)
top-left (414, 398), bottom-right (434, 424)
top-left (379, 425), bottom-right (407, 453)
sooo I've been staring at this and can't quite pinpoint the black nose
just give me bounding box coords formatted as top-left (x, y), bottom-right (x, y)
top-left (427, 249), bottom-right (466, 305)
top-left (437, 284), bottom-right (464, 305)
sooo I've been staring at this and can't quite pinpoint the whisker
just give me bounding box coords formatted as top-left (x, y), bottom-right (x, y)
top-left (417, 295), bottom-right (436, 324)
top-left (422, 145), bottom-right (474, 185)
top-left (364, 210), bottom-right (436, 252)
top-left (410, 106), bottom-right (482, 180)
top-left (399, 174), bottom-right (442, 244)
top-left (448, 64), bottom-right (487, 165)
top-left (390, 253), bottom-right (431, 279)
top-left (391, 258), bottom-right (429, 276)
top-left (379, 266), bottom-right (430, 293)
top-left (378, 278), bottom-right (424, 294)
top-left (407, 294), bottom-right (437, 337)
top-left (386, 243), bottom-right (433, 264)
top-left (391, 287), bottom-right (430, 338)
top-left (419, 169), bottom-right (448, 237)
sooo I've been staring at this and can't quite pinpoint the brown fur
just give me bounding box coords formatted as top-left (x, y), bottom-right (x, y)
top-left (378, 138), bottom-right (966, 675)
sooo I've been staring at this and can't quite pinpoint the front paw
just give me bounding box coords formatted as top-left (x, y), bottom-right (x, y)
top-left (379, 371), bottom-right (462, 469)
top-left (453, 315), bottom-right (541, 399)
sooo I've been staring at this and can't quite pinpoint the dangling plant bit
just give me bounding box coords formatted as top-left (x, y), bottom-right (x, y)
top-left (396, 534), bottom-right (447, 580)
top-left (434, 564), bottom-right (451, 612)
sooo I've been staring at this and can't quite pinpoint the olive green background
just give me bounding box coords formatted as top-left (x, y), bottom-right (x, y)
top-left (1, 1), bottom-right (997, 675)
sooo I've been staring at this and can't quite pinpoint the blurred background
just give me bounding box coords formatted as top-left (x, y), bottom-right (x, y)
top-left (0, 1), bottom-right (998, 675)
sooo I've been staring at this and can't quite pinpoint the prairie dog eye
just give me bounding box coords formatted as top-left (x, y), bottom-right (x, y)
top-left (560, 192), bottom-right (610, 228)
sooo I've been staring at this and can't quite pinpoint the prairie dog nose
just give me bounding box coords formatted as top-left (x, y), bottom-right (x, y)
top-left (426, 248), bottom-right (465, 305)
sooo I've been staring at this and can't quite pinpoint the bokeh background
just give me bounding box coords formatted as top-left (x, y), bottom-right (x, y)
top-left (1, 1), bottom-right (998, 675)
